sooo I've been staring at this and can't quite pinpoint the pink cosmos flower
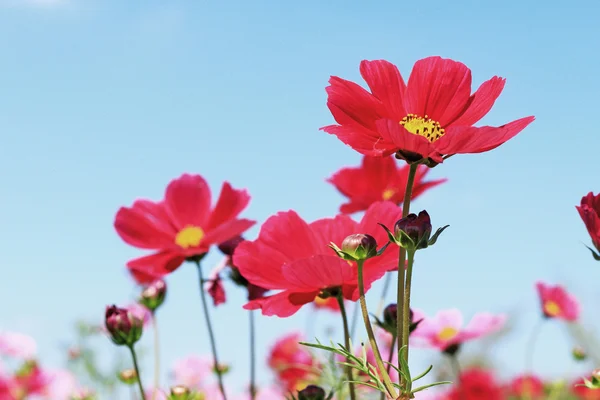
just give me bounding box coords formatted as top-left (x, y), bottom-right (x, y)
top-left (411, 309), bottom-right (506, 351)
top-left (535, 281), bottom-right (580, 321)
top-left (39, 369), bottom-right (77, 400)
top-left (0, 332), bottom-right (36, 360)
top-left (144, 387), bottom-right (168, 400)
top-left (171, 355), bottom-right (213, 390)
top-left (126, 303), bottom-right (153, 327)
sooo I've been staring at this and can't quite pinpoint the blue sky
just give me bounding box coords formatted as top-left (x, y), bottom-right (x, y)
top-left (1, 0), bottom-right (600, 396)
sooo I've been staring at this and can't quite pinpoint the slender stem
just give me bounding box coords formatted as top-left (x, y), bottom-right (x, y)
top-left (396, 163), bottom-right (419, 384)
top-left (357, 260), bottom-right (398, 399)
top-left (151, 313), bottom-right (160, 400)
top-left (128, 345), bottom-right (147, 400)
top-left (249, 311), bottom-right (257, 400)
top-left (376, 273), bottom-right (393, 316)
top-left (195, 260), bottom-right (228, 400)
top-left (349, 301), bottom-right (359, 339)
top-left (448, 354), bottom-right (463, 400)
top-left (401, 250), bottom-right (416, 363)
top-left (524, 319), bottom-right (545, 400)
top-left (336, 295), bottom-right (356, 400)
top-left (380, 335), bottom-right (397, 400)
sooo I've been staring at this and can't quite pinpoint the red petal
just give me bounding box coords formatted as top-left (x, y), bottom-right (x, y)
top-left (434, 116), bottom-right (535, 155)
top-left (321, 124), bottom-right (396, 156)
top-left (126, 251), bottom-right (185, 284)
top-left (233, 211), bottom-right (320, 290)
top-left (164, 174), bottom-right (212, 229)
top-left (449, 76), bottom-right (506, 127)
top-left (404, 56), bottom-right (473, 126)
top-left (309, 214), bottom-right (357, 253)
top-left (325, 76), bottom-right (384, 129)
top-left (282, 255), bottom-right (356, 291)
top-left (114, 203), bottom-right (175, 250)
top-left (201, 218), bottom-right (255, 248)
top-left (243, 290), bottom-right (318, 317)
top-left (205, 182), bottom-right (251, 231)
top-left (207, 276), bottom-right (226, 306)
top-left (375, 119), bottom-right (442, 163)
top-left (359, 60), bottom-right (407, 119)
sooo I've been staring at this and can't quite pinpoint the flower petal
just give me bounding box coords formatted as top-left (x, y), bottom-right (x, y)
top-left (165, 174), bottom-right (212, 229)
top-left (309, 214), bottom-right (357, 252)
top-left (449, 76), bottom-right (506, 127)
top-left (201, 218), bottom-right (255, 248)
top-left (359, 60), bottom-right (407, 119)
top-left (434, 116), bottom-right (535, 155)
top-left (126, 251), bottom-right (186, 284)
top-left (404, 56), bottom-right (473, 126)
top-left (321, 124), bottom-right (396, 156)
top-left (375, 119), bottom-right (442, 163)
top-left (325, 76), bottom-right (385, 129)
top-left (205, 182), bottom-right (251, 231)
top-left (243, 290), bottom-right (318, 317)
top-left (281, 255), bottom-right (356, 291)
top-left (114, 203), bottom-right (175, 250)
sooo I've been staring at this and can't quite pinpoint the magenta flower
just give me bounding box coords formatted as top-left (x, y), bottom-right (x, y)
top-left (0, 331), bottom-right (37, 360)
top-left (535, 281), bottom-right (580, 321)
top-left (171, 355), bottom-right (214, 390)
top-left (411, 308), bottom-right (506, 351)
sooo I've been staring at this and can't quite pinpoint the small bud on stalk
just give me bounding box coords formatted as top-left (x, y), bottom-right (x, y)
top-left (573, 346), bottom-right (587, 361)
top-left (168, 385), bottom-right (194, 400)
top-left (330, 233), bottom-right (380, 261)
top-left (118, 368), bottom-right (137, 385)
top-left (139, 279), bottom-right (167, 312)
top-left (105, 305), bottom-right (143, 346)
top-left (298, 385), bottom-right (327, 400)
top-left (380, 210), bottom-right (448, 251)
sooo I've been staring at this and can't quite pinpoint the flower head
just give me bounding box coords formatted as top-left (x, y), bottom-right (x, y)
top-left (535, 281), bottom-right (580, 321)
top-left (114, 174), bottom-right (255, 283)
top-left (445, 368), bottom-right (504, 400)
top-left (322, 57), bottom-right (534, 165)
top-left (234, 201), bottom-right (403, 317)
top-left (508, 374), bottom-right (544, 399)
top-left (394, 211), bottom-right (432, 250)
top-left (339, 233), bottom-right (378, 260)
top-left (577, 192), bottom-right (600, 260)
top-left (0, 331), bottom-right (36, 360)
top-left (411, 308), bottom-right (506, 352)
top-left (104, 305), bottom-right (143, 346)
top-left (171, 355), bottom-right (213, 390)
top-left (327, 155), bottom-right (446, 214)
top-left (268, 333), bottom-right (318, 391)
top-left (139, 279), bottom-right (167, 312)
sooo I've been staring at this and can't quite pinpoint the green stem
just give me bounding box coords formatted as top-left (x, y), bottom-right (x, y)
top-left (397, 163), bottom-right (419, 385)
top-left (195, 260), bottom-right (228, 400)
top-left (401, 250), bottom-right (416, 364)
top-left (524, 319), bottom-right (545, 400)
top-left (349, 302), bottom-right (359, 339)
top-left (128, 345), bottom-right (147, 400)
top-left (151, 313), bottom-right (160, 400)
top-left (376, 273), bottom-right (393, 316)
top-left (448, 354), bottom-right (463, 400)
top-left (381, 334), bottom-right (397, 400)
top-left (336, 294), bottom-right (356, 400)
top-left (357, 259), bottom-right (398, 399)
top-left (249, 310), bottom-right (257, 400)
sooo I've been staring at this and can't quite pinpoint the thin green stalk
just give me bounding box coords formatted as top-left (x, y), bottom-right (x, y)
top-left (397, 163), bottom-right (419, 383)
top-left (357, 260), bottom-right (398, 399)
top-left (151, 313), bottom-right (160, 400)
top-left (349, 302), bottom-right (359, 339)
top-left (376, 273), bottom-right (393, 316)
top-left (380, 334), bottom-right (397, 400)
top-left (128, 345), bottom-right (147, 400)
top-left (524, 319), bottom-right (545, 400)
top-left (401, 250), bottom-right (416, 363)
top-left (448, 354), bottom-right (463, 400)
top-left (249, 310), bottom-right (257, 400)
top-left (195, 260), bottom-right (228, 400)
top-left (336, 295), bottom-right (356, 400)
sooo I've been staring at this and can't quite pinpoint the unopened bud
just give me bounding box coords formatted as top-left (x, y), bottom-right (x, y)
top-left (105, 305), bottom-right (143, 346)
top-left (394, 211), bottom-right (432, 250)
top-left (71, 388), bottom-right (97, 400)
top-left (298, 385), bottom-right (326, 400)
top-left (68, 347), bottom-right (81, 361)
top-left (573, 346), bottom-right (587, 361)
top-left (139, 279), bottom-right (167, 312)
top-left (383, 303), bottom-right (397, 327)
top-left (118, 368), bottom-right (137, 385)
top-left (340, 233), bottom-right (378, 260)
top-left (169, 385), bottom-right (191, 400)
top-left (218, 236), bottom-right (245, 256)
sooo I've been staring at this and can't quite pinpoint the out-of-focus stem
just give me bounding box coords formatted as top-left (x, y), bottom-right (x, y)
top-left (336, 295), bottom-right (356, 400)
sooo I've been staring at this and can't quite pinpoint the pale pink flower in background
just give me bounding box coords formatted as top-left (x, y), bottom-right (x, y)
top-left (535, 281), bottom-right (580, 321)
top-left (126, 303), bottom-right (152, 327)
top-left (411, 308), bottom-right (506, 351)
top-left (0, 331), bottom-right (37, 359)
top-left (36, 369), bottom-right (77, 400)
top-left (145, 387), bottom-right (168, 400)
top-left (171, 355), bottom-right (213, 389)
top-left (233, 385), bottom-right (284, 400)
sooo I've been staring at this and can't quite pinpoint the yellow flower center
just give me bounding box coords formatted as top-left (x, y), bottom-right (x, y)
top-left (544, 301), bottom-right (561, 317)
top-left (382, 189), bottom-right (395, 200)
top-left (175, 226), bottom-right (205, 249)
top-left (437, 326), bottom-right (458, 341)
top-left (400, 114), bottom-right (445, 143)
top-left (314, 296), bottom-right (328, 307)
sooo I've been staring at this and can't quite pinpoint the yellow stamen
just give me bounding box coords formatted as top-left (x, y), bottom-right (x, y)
top-left (175, 226), bottom-right (205, 249)
top-left (544, 301), bottom-right (561, 317)
top-left (400, 114), bottom-right (445, 142)
top-left (382, 189), bottom-right (395, 201)
top-left (314, 297), bottom-right (329, 307)
top-left (437, 326), bottom-right (458, 341)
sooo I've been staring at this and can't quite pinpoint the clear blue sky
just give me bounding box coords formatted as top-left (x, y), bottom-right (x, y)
top-left (1, 0), bottom-right (600, 396)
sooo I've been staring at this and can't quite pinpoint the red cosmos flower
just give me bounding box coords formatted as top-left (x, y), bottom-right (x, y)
top-left (535, 281), bottom-right (580, 321)
top-left (444, 368), bottom-right (505, 400)
top-left (268, 333), bottom-right (318, 392)
top-left (233, 201), bottom-right (403, 317)
top-left (322, 56), bottom-right (535, 165)
top-left (577, 192), bottom-right (600, 258)
top-left (327, 155), bottom-right (447, 214)
top-left (507, 375), bottom-right (544, 399)
top-left (114, 174), bottom-right (255, 282)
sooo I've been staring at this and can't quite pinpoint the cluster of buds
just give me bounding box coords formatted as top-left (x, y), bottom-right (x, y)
top-left (382, 210), bottom-right (448, 252)
top-left (139, 279), bottom-right (167, 312)
top-left (104, 305), bottom-right (143, 347)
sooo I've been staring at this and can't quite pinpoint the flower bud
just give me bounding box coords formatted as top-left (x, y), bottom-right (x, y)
top-left (340, 233), bottom-right (378, 260)
top-left (573, 346), bottom-right (587, 361)
top-left (298, 385), bottom-right (326, 400)
top-left (105, 305), bottom-right (143, 346)
top-left (169, 385), bottom-right (191, 400)
top-left (218, 235), bottom-right (245, 256)
top-left (139, 279), bottom-right (167, 312)
top-left (593, 369), bottom-right (600, 380)
top-left (383, 303), bottom-right (397, 327)
top-left (118, 368), bottom-right (137, 385)
top-left (71, 388), bottom-right (97, 400)
top-left (394, 211), bottom-right (432, 250)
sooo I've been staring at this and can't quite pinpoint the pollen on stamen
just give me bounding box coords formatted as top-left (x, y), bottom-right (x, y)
top-left (400, 113), bottom-right (445, 143)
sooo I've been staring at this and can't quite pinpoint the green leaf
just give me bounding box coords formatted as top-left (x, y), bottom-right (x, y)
top-left (585, 245), bottom-right (600, 261)
top-left (411, 381), bottom-right (453, 393)
top-left (411, 365), bottom-right (434, 382)
top-left (428, 225), bottom-right (450, 247)
top-left (378, 223), bottom-right (401, 246)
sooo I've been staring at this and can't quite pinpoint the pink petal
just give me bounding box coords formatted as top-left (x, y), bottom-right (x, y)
top-left (281, 255), bottom-right (356, 290)
top-left (164, 174), bottom-right (212, 229)
top-left (359, 60), bottom-right (407, 119)
top-left (205, 182), bottom-right (251, 231)
top-left (449, 76), bottom-right (506, 127)
top-left (243, 290), bottom-right (318, 317)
